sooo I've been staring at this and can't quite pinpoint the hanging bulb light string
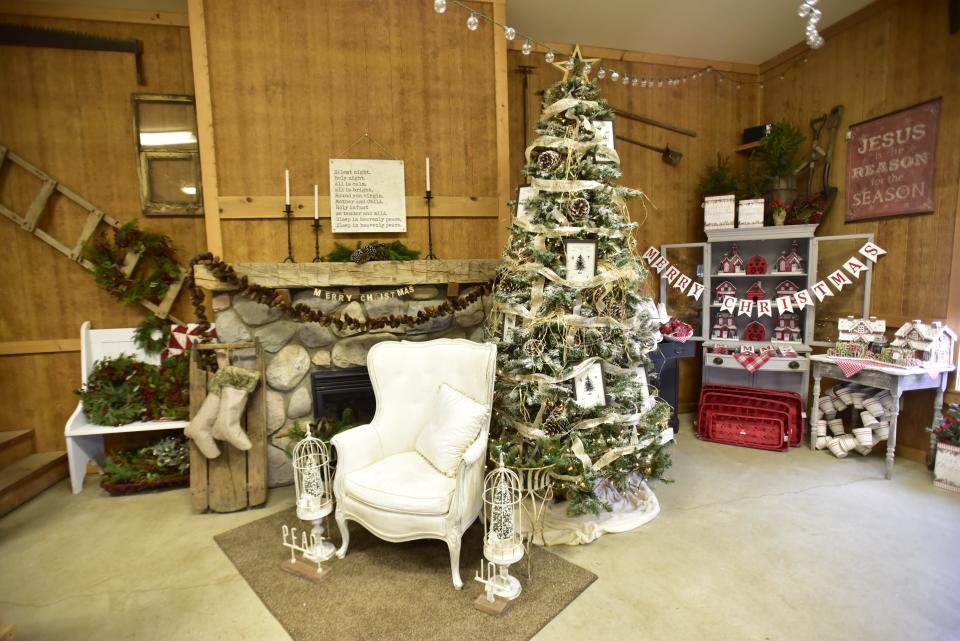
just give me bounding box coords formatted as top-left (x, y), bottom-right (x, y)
top-left (798, 0), bottom-right (825, 49)
top-left (433, 0), bottom-right (822, 90)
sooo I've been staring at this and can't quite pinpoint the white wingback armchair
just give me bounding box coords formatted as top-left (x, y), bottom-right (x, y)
top-left (331, 339), bottom-right (497, 589)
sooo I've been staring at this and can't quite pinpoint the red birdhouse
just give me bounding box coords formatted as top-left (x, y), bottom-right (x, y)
top-left (743, 321), bottom-right (767, 342)
top-left (746, 255), bottom-right (768, 275)
top-left (745, 281), bottom-right (766, 302)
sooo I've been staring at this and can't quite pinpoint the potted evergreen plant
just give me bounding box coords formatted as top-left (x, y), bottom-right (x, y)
top-left (759, 121), bottom-right (805, 206)
top-left (697, 153), bottom-right (739, 202)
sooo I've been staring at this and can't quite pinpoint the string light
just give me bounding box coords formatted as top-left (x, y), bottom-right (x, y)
top-left (799, 0), bottom-right (824, 48)
top-left (431, 0), bottom-right (819, 92)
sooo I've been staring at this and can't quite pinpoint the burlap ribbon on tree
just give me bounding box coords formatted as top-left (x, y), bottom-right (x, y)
top-left (568, 426), bottom-right (673, 475)
top-left (492, 301), bottom-right (645, 330)
top-left (530, 177), bottom-right (605, 193)
top-left (512, 217), bottom-right (629, 239)
top-left (541, 97), bottom-right (600, 120)
top-left (525, 135), bottom-right (620, 166)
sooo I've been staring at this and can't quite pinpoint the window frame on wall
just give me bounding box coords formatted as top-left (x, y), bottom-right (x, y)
top-left (131, 93), bottom-right (203, 216)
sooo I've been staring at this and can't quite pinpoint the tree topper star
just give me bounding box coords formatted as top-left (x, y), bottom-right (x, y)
top-left (551, 44), bottom-right (600, 82)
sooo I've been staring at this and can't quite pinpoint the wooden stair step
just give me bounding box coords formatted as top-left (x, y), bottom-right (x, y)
top-left (0, 429), bottom-right (35, 468)
top-left (0, 451), bottom-right (67, 516)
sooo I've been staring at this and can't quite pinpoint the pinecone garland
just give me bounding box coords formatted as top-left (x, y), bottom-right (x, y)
top-left (537, 150), bottom-right (562, 172)
top-left (568, 197), bottom-right (591, 221)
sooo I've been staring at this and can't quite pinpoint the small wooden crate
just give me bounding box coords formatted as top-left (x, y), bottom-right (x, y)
top-left (189, 341), bottom-right (268, 513)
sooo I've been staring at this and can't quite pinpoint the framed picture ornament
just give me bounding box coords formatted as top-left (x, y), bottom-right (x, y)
top-left (590, 120), bottom-right (615, 152)
top-left (564, 238), bottom-right (597, 284)
top-left (574, 362), bottom-right (606, 408)
top-left (502, 314), bottom-right (517, 343)
top-left (515, 186), bottom-right (536, 220)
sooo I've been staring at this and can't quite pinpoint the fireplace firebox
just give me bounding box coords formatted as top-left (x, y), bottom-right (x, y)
top-left (310, 367), bottom-right (376, 435)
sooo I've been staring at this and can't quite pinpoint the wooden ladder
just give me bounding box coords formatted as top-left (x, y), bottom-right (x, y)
top-left (0, 145), bottom-right (186, 324)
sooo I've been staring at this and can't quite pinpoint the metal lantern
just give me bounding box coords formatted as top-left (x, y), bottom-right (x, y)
top-left (475, 454), bottom-right (525, 601)
top-left (292, 427), bottom-right (336, 562)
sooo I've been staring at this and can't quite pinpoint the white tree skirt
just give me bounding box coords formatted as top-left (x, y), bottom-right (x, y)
top-left (540, 474), bottom-right (660, 546)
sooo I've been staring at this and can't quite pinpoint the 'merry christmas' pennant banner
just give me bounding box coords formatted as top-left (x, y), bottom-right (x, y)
top-left (643, 241), bottom-right (885, 311)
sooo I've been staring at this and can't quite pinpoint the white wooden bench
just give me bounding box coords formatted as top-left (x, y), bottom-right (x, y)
top-left (64, 321), bottom-right (188, 494)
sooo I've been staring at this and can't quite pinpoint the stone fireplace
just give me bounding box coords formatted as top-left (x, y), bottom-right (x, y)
top-left (193, 260), bottom-right (498, 486)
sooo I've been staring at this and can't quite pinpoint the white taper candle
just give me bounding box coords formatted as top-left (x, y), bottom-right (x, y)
top-left (425, 157), bottom-right (431, 192)
top-left (284, 168), bottom-right (291, 205)
top-left (314, 184), bottom-right (319, 220)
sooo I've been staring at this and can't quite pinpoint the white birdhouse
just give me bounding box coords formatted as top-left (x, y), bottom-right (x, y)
top-left (292, 427), bottom-right (336, 562)
top-left (475, 454), bottom-right (525, 602)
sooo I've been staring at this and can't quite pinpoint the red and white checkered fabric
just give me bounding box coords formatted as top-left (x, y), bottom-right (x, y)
top-left (833, 357), bottom-right (870, 377)
top-left (161, 323), bottom-right (215, 360)
top-left (734, 350), bottom-right (772, 372)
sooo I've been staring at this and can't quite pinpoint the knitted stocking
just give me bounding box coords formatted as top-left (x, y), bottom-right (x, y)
top-left (184, 393), bottom-right (221, 459)
top-left (211, 366), bottom-right (260, 451)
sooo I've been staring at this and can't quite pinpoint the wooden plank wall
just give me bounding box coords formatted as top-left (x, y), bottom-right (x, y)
top-left (0, 14), bottom-right (203, 452)
top-left (201, 0), bottom-right (503, 263)
top-left (507, 45), bottom-right (760, 412)
top-left (759, 0), bottom-right (960, 458)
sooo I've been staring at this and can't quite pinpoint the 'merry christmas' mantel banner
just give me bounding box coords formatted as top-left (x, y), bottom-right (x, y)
top-left (642, 241), bottom-right (886, 312)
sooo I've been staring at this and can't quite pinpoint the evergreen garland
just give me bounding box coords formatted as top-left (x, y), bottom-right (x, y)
top-left (85, 222), bottom-right (180, 304)
top-left (323, 240), bottom-right (420, 263)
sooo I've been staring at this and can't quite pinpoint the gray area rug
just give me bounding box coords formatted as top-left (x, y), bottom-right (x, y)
top-left (215, 506), bottom-right (597, 641)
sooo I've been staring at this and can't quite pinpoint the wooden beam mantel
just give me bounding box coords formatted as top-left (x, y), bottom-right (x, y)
top-left (193, 259), bottom-right (501, 291)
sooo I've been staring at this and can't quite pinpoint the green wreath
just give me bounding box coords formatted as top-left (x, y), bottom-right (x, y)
top-left (86, 222), bottom-right (180, 305)
top-left (76, 353), bottom-right (189, 426)
top-left (133, 316), bottom-right (171, 355)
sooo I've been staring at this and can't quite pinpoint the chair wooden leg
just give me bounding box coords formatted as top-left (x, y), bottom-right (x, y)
top-left (335, 511), bottom-right (350, 559)
top-left (447, 537), bottom-right (463, 590)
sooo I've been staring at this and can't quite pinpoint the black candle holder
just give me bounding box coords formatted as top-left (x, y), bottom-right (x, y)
top-left (312, 218), bottom-right (322, 262)
top-left (424, 189), bottom-right (437, 260)
top-left (282, 203), bottom-right (295, 263)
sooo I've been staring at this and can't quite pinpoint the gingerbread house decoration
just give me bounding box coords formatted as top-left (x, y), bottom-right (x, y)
top-left (719, 244), bottom-right (745, 274)
top-left (774, 313), bottom-right (801, 342)
top-left (775, 280), bottom-right (800, 299)
top-left (715, 280), bottom-right (737, 303)
top-left (837, 315), bottom-right (886, 344)
top-left (891, 320), bottom-right (957, 366)
top-left (711, 311), bottom-right (737, 340)
top-left (775, 241), bottom-right (804, 273)
top-left (745, 281), bottom-right (766, 302)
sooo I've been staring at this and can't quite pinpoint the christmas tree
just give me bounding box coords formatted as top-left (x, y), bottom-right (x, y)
top-left (488, 46), bottom-right (672, 517)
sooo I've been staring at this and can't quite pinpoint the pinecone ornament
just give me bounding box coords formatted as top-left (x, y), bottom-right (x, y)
top-left (537, 150), bottom-right (562, 172)
top-left (568, 197), bottom-right (591, 221)
top-left (351, 242), bottom-right (387, 264)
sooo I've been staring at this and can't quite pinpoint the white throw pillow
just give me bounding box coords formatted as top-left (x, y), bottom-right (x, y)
top-left (415, 383), bottom-right (488, 477)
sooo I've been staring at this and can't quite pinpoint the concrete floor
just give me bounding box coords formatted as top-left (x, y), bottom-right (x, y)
top-left (2, 417), bottom-right (959, 641)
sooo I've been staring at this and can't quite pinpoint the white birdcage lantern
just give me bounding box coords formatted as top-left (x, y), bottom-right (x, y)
top-left (292, 427), bottom-right (336, 562)
top-left (475, 454), bottom-right (525, 601)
